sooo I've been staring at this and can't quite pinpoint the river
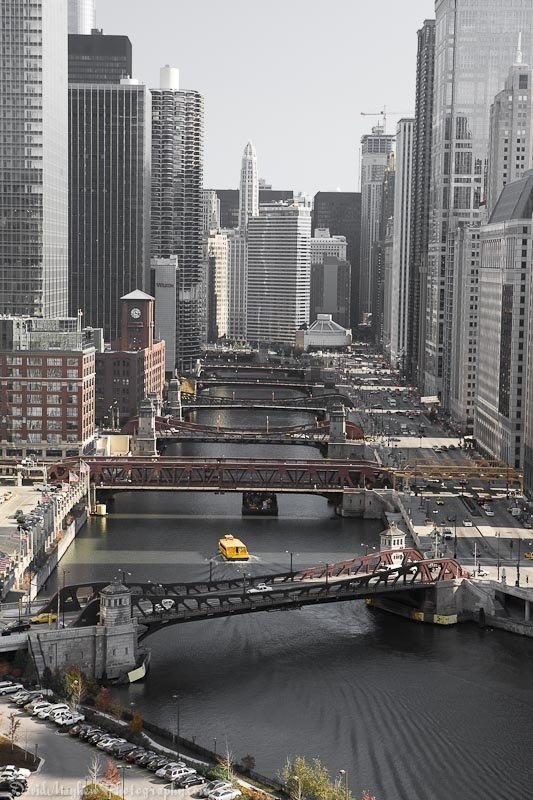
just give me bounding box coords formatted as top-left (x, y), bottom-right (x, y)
top-left (55, 384), bottom-right (533, 799)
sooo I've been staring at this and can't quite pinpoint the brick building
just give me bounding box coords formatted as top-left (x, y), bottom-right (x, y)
top-left (0, 316), bottom-right (101, 460)
top-left (95, 291), bottom-right (165, 426)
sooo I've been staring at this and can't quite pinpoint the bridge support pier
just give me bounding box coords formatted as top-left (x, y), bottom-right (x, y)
top-left (341, 489), bottom-right (396, 519)
top-left (167, 378), bottom-right (183, 420)
top-left (132, 398), bottom-right (158, 456)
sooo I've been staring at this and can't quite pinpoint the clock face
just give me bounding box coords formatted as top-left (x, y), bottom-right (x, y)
top-left (130, 307), bottom-right (142, 319)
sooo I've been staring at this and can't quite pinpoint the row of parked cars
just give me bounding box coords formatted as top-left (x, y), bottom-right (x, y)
top-left (14, 687), bottom-right (85, 729)
top-left (67, 724), bottom-right (241, 798)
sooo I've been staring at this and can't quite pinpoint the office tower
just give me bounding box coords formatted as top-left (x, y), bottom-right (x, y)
top-left (407, 19), bottom-right (435, 384)
top-left (216, 189), bottom-right (294, 230)
top-left (95, 292), bottom-right (165, 426)
top-left (372, 152), bottom-right (396, 344)
top-left (68, 0), bottom-right (95, 35)
top-left (388, 119), bottom-right (414, 369)
top-left (449, 223), bottom-right (480, 434)
top-left (310, 230), bottom-right (350, 328)
top-left (247, 203), bottom-right (311, 345)
top-left (487, 44), bottom-right (533, 215)
top-left (239, 142), bottom-right (259, 228)
top-left (475, 172), bottom-right (533, 468)
top-left (0, 316), bottom-right (101, 461)
top-left (202, 190), bottom-right (221, 233)
top-left (0, 0), bottom-right (68, 318)
top-left (312, 192), bottom-right (361, 329)
top-left (358, 126), bottom-right (395, 324)
top-left (424, 0), bottom-right (533, 403)
top-left (150, 256), bottom-right (178, 374)
top-left (205, 231), bottom-right (229, 341)
top-left (151, 66), bottom-right (204, 371)
top-left (227, 231), bottom-right (247, 342)
top-left (68, 30), bottom-right (132, 83)
top-left (69, 79), bottom-right (152, 342)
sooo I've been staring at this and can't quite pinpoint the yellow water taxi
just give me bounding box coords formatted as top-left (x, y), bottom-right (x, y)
top-left (218, 533), bottom-right (250, 561)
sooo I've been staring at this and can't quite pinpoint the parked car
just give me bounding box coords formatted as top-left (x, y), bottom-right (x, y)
top-left (165, 767), bottom-right (197, 783)
top-left (136, 751), bottom-right (157, 767)
top-left (97, 737), bottom-right (127, 751)
top-left (209, 789), bottom-right (241, 800)
top-left (0, 779), bottom-right (26, 796)
top-left (0, 768), bottom-right (30, 781)
top-left (177, 774), bottom-right (205, 788)
top-left (0, 683), bottom-right (23, 696)
top-left (146, 756), bottom-right (171, 772)
top-left (68, 723), bottom-right (87, 737)
top-left (37, 703), bottom-right (69, 719)
top-left (54, 711), bottom-right (85, 726)
top-left (28, 701), bottom-right (53, 716)
top-left (198, 781), bottom-right (232, 798)
top-left (125, 749), bottom-right (148, 764)
top-left (112, 743), bottom-right (138, 759)
top-left (463, 519), bottom-right (473, 527)
top-left (155, 762), bottom-right (185, 778)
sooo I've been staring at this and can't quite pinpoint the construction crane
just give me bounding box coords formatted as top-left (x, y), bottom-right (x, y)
top-left (360, 106), bottom-right (412, 134)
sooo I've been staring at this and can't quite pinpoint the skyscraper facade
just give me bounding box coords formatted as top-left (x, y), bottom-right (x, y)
top-left (68, 0), bottom-right (95, 35)
top-left (247, 203), bottom-right (311, 345)
top-left (358, 126), bottom-right (394, 324)
top-left (216, 189), bottom-right (294, 230)
top-left (0, 0), bottom-right (69, 318)
top-left (408, 18), bottom-right (435, 384)
top-left (69, 80), bottom-right (152, 342)
top-left (487, 49), bottom-right (533, 216)
top-left (151, 66), bottom-right (204, 371)
top-left (312, 192), bottom-right (361, 329)
top-left (238, 142), bottom-right (259, 228)
top-left (68, 30), bottom-right (132, 84)
top-left (424, 0), bottom-right (533, 402)
top-left (388, 119), bottom-right (414, 369)
top-left (372, 152), bottom-right (396, 345)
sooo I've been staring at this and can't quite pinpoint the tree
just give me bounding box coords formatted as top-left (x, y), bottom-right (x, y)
top-left (64, 667), bottom-right (86, 710)
top-left (240, 755), bottom-right (256, 773)
top-left (87, 754), bottom-right (102, 785)
top-left (281, 756), bottom-right (352, 800)
top-left (95, 687), bottom-right (112, 713)
top-left (7, 713), bottom-right (21, 752)
top-left (104, 758), bottom-right (120, 785)
top-left (129, 710), bottom-right (143, 733)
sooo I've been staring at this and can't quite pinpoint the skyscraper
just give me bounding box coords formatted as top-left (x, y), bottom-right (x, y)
top-left (68, 0), bottom-right (95, 35)
top-left (68, 30), bottom-right (132, 84)
top-left (358, 126), bottom-right (394, 324)
top-left (238, 142), bottom-right (259, 228)
top-left (487, 42), bottom-right (533, 215)
top-left (312, 192), bottom-right (361, 328)
top-left (151, 66), bottom-right (204, 371)
top-left (424, 0), bottom-right (533, 402)
top-left (372, 152), bottom-right (396, 344)
top-left (0, 0), bottom-right (69, 318)
top-left (247, 203), bottom-right (311, 345)
top-left (407, 18), bottom-right (435, 384)
top-left (388, 119), bottom-right (414, 369)
top-left (69, 80), bottom-right (152, 341)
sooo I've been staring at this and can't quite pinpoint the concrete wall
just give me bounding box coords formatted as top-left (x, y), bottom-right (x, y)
top-left (30, 622), bottom-right (138, 680)
top-left (341, 489), bottom-right (395, 518)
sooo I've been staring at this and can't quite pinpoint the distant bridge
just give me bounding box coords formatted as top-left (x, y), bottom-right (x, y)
top-left (198, 363), bottom-right (307, 378)
top-left (48, 456), bottom-right (389, 493)
top-left (182, 392), bottom-right (353, 412)
top-left (197, 379), bottom-right (316, 395)
top-left (41, 549), bottom-right (465, 641)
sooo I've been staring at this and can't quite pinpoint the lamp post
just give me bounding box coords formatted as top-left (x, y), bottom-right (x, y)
top-left (60, 568), bottom-right (70, 629)
top-left (172, 693), bottom-right (181, 761)
top-left (495, 531), bottom-right (501, 581)
top-left (213, 737), bottom-right (217, 759)
top-left (516, 536), bottom-right (522, 587)
top-left (121, 570), bottom-right (131, 585)
top-left (338, 769), bottom-right (348, 799)
top-left (452, 515), bottom-right (457, 560)
top-left (117, 764), bottom-right (131, 800)
top-left (285, 550), bottom-right (298, 579)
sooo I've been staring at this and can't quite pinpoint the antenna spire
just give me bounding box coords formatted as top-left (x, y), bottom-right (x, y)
top-left (516, 31), bottom-right (523, 65)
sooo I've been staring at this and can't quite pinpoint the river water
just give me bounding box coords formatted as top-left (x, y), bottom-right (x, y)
top-left (55, 385), bottom-right (533, 799)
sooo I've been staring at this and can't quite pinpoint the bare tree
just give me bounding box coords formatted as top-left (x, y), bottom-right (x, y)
top-left (87, 754), bottom-right (102, 785)
top-left (7, 713), bottom-right (21, 752)
top-left (221, 741), bottom-right (235, 783)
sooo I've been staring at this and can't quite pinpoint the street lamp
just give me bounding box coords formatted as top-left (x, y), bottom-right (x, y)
top-left (121, 570), bottom-right (131, 585)
top-left (117, 764), bottom-right (131, 800)
top-left (495, 531), bottom-right (501, 581)
top-left (285, 551), bottom-right (299, 579)
top-left (338, 769), bottom-right (348, 799)
top-left (172, 693), bottom-right (181, 761)
top-left (516, 536), bottom-right (522, 587)
top-left (59, 568), bottom-right (70, 629)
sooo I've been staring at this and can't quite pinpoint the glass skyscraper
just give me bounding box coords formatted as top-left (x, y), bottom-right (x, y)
top-left (424, 0), bottom-right (533, 401)
top-left (0, 0), bottom-right (69, 318)
top-left (68, 0), bottom-right (95, 35)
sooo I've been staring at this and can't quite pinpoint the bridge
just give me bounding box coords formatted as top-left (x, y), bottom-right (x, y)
top-left (198, 363), bottom-right (307, 378)
top-left (47, 456), bottom-right (390, 493)
top-left (121, 417), bottom-right (364, 450)
top-left (182, 392), bottom-right (353, 413)
top-left (40, 549), bottom-right (465, 642)
top-left (197, 379), bottom-right (316, 395)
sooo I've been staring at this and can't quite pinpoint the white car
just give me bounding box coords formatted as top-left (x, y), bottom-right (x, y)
top-left (54, 711), bottom-right (85, 726)
top-left (246, 583), bottom-right (272, 594)
top-left (484, 509), bottom-right (495, 517)
top-left (30, 701), bottom-right (53, 716)
top-left (154, 762), bottom-right (185, 778)
top-left (0, 682), bottom-right (23, 695)
top-left (97, 736), bottom-right (126, 751)
top-left (165, 767), bottom-right (196, 782)
top-left (0, 766), bottom-right (31, 780)
top-left (209, 789), bottom-right (241, 800)
top-left (463, 519), bottom-right (473, 527)
top-left (37, 702), bottom-right (69, 719)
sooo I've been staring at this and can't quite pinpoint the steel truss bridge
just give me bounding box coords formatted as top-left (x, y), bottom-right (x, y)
top-left (47, 456), bottom-right (389, 493)
top-left (121, 418), bottom-right (364, 448)
top-left (42, 549), bottom-right (465, 641)
top-left (182, 392), bottom-right (353, 412)
top-left (198, 363), bottom-right (307, 378)
top-left (197, 379), bottom-right (316, 394)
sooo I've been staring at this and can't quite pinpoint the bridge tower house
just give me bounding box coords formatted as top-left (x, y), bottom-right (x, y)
top-left (132, 398), bottom-right (157, 456)
top-left (329, 405), bottom-right (347, 444)
top-left (380, 522), bottom-right (406, 567)
top-left (167, 378), bottom-right (183, 420)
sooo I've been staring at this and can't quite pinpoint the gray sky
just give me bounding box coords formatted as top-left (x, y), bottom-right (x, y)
top-left (97, 0), bottom-right (434, 194)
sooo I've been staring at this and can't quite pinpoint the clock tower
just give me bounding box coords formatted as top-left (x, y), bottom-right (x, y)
top-left (119, 290), bottom-right (155, 351)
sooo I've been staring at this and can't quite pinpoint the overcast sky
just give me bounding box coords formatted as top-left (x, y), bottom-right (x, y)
top-left (97, 0), bottom-right (434, 195)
